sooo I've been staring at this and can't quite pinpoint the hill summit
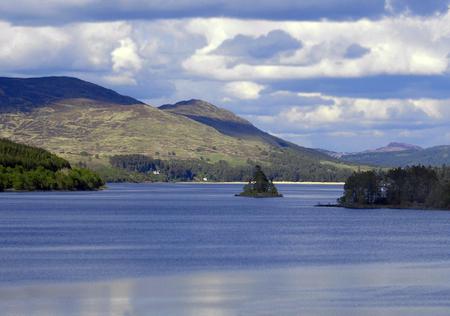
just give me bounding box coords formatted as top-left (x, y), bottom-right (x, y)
top-left (160, 99), bottom-right (310, 150)
top-left (371, 142), bottom-right (423, 153)
top-left (0, 76), bottom-right (142, 111)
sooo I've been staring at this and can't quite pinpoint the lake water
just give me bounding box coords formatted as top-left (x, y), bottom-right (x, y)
top-left (1, 183), bottom-right (450, 315)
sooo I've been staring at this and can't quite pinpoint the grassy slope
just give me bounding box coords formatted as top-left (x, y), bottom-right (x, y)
top-left (0, 98), bottom-right (274, 167)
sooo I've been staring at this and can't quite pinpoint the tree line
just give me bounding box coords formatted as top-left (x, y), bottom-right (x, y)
top-left (0, 139), bottom-right (104, 191)
top-left (109, 150), bottom-right (355, 182)
top-left (339, 165), bottom-right (450, 209)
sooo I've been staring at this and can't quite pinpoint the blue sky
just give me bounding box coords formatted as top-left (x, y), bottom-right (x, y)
top-left (1, 0), bottom-right (450, 151)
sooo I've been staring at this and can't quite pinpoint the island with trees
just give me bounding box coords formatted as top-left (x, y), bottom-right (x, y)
top-left (338, 165), bottom-right (450, 210)
top-left (237, 165), bottom-right (282, 198)
top-left (0, 139), bottom-right (104, 191)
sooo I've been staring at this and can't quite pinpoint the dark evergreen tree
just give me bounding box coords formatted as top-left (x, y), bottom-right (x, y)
top-left (237, 165), bottom-right (282, 197)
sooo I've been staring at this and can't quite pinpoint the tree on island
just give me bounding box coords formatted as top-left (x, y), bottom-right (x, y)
top-left (237, 165), bottom-right (282, 197)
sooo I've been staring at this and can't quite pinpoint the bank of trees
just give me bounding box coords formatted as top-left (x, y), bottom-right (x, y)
top-left (109, 151), bottom-right (354, 182)
top-left (0, 139), bottom-right (104, 191)
top-left (110, 154), bottom-right (252, 181)
top-left (339, 165), bottom-right (450, 209)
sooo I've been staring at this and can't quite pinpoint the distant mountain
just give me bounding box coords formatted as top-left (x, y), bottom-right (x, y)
top-left (340, 145), bottom-right (450, 167)
top-left (0, 76), bottom-right (360, 181)
top-left (0, 76), bottom-right (142, 111)
top-left (367, 142), bottom-right (422, 153)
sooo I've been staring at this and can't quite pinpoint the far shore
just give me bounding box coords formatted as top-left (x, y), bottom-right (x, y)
top-left (174, 181), bottom-right (345, 185)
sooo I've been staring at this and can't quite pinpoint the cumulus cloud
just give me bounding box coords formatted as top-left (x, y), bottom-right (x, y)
top-left (0, 19), bottom-right (204, 99)
top-left (111, 38), bottom-right (142, 73)
top-left (0, 21), bottom-right (135, 73)
top-left (105, 38), bottom-right (143, 85)
top-left (184, 13), bottom-right (450, 80)
top-left (245, 93), bottom-right (450, 150)
top-left (223, 81), bottom-right (265, 100)
top-left (250, 94), bottom-right (450, 133)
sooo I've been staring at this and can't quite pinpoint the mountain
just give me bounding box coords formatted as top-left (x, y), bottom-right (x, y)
top-left (0, 76), bottom-right (142, 111)
top-left (160, 99), bottom-right (341, 162)
top-left (0, 76), bottom-right (360, 181)
top-left (340, 145), bottom-right (450, 167)
top-left (160, 99), bottom-right (295, 149)
top-left (367, 142), bottom-right (422, 153)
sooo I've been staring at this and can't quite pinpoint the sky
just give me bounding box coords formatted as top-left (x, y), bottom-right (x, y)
top-left (1, 0), bottom-right (450, 151)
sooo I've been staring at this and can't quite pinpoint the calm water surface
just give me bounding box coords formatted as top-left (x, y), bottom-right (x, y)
top-left (1, 183), bottom-right (450, 315)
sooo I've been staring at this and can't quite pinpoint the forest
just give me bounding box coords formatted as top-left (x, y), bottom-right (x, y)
top-left (0, 139), bottom-right (104, 191)
top-left (339, 165), bottom-right (450, 209)
top-left (109, 151), bottom-right (354, 182)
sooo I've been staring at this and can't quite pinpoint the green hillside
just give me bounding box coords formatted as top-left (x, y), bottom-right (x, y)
top-left (0, 139), bottom-right (103, 191)
top-left (0, 76), bottom-right (362, 182)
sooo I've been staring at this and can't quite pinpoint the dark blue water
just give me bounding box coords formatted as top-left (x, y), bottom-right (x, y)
top-left (2, 183), bottom-right (450, 316)
top-left (1, 183), bottom-right (450, 284)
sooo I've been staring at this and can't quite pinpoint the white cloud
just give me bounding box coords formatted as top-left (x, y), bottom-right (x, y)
top-left (0, 20), bottom-right (132, 72)
top-left (111, 38), bottom-right (142, 73)
top-left (183, 13), bottom-right (450, 80)
top-left (223, 81), bottom-right (265, 100)
top-left (251, 94), bottom-right (450, 132)
top-left (0, 21), bottom-right (69, 70)
top-left (237, 90), bottom-right (450, 150)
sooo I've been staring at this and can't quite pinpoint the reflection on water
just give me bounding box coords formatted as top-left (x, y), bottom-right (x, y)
top-left (2, 262), bottom-right (450, 316)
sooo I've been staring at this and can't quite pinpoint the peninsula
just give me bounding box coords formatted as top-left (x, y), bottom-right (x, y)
top-left (338, 165), bottom-right (450, 210)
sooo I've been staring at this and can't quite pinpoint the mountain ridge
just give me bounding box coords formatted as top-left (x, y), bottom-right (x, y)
top-left (0, 76), bottom-right (143, 111)
top-left (159, 99), bottom-right (329, 156)
top-left (0, 76), bottom-right (359, 181)
top-left (368, 142), bottom-right (423, 153)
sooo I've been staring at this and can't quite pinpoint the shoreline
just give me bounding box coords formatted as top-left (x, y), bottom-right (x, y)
top-left (172, 181), bottom-right (345, 185)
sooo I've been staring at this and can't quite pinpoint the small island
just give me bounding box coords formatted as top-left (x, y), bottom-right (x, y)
top-left (236, 165), bottom-right (282, 198)
top-left (338, 165), bottom-right (450, 210)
